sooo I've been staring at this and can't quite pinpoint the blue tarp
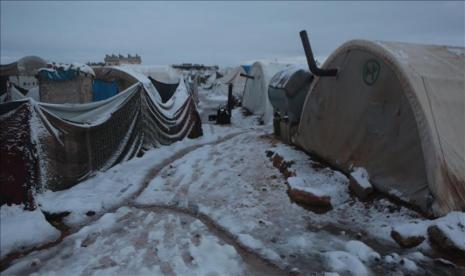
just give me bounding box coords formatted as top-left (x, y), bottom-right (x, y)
top-left (38, 69), bottom-right (79, 81)
top-left (92, 79), bottom-right (118, 101)
top-left (241, 65), bottom-right (252, 74)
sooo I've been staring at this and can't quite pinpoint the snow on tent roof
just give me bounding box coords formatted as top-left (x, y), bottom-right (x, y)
top-left (1, 80), bottom-right (202, 201)
top-left (220, 66), bottom-right (246, 85)
top-left (120, 64), bottom-right (180, 84)
top-left (295, 39), bottom-right (465, 216)
top-left (38, 63), bottom-right (95, 81)
top-left (0, 56), bottom-right (47, 76)
top-left (242, 61), bottom-right (290, 124)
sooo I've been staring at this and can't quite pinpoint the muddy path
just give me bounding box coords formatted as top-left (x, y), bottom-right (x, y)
top-left (132, 204), bottom-right (290, 276)
top-left (1, 131), bottom-right (249, 271)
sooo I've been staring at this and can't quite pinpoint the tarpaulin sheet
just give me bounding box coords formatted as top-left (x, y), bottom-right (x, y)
top-left (92, 79), bottom-right (118, 102)
top-left (1, 69), bottom-right (202, 204)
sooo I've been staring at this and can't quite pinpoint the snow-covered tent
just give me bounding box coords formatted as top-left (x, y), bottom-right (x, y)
top-left (118, 65), bottom-right (185, 103)
top-left (37, 63), bottom-right (95, 104)
top-left (219, 66), bottom-right (247, 98)
top-left (0, 67), bottom-right (202, 206)
top-left (295, 40), bottom-right (465, 216)
top-left (242, 62), bottom-right (289, 123)
top-left (0, 56), bottom-right (46, 94)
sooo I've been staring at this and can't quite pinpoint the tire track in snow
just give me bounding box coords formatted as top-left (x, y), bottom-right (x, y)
top-left (131, 204), bottom-right (290, 276)
top-left (1, 131), bottom-right (248, 272)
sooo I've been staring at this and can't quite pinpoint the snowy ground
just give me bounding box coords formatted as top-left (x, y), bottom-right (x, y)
top-left (2, 86), bottom-right (465, 275)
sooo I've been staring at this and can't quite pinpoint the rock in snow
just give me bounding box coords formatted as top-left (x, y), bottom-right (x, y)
top-left (428, 212), bottom-right (465, 254)
top-left (288, 180), bottom-right (331, 208)
top-left (349, 167), bottom-right (373, 200)
top-left (391, 228), bottom-right (426, 248)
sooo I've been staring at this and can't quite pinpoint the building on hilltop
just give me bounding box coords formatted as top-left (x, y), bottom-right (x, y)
top-left (104, 54), bottom-right (141, 66)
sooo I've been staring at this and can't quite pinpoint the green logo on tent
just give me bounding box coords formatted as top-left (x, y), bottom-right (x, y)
top-left (363, 59), bottom-right (380, 86)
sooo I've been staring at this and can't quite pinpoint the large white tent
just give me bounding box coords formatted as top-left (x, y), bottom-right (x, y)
top-left (242, 62), bottom-right (289, 124)
top-left (295, 40), bottom-right (465, 216)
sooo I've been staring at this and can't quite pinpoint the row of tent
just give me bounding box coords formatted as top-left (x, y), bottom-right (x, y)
top-left (0, 66), bottom-right (202, 207)
top-left (239, 39), bottom-right (464, 217)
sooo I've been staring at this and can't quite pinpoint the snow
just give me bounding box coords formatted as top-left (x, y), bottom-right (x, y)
top-left (350, 167), bottom-right (372, 190)
top-left (434, 211), bottom-right (465, 251)
top-left (39, 62), bottom-right (95, 77)
top-left (36, 124), bottom-right (243, 227)
top-left (0, 204), bottom-right (60, 258)
top-left (392, 219), bottom-right (428, 239)
top-left (3, 74), bottom-right (465, 275)
top-left (3, 207), bottom-right (246, 275)
top-left (288, 176), bottom-right (329, 197)
top-left (269, 65), bottom-right (309, 88)
top-left (391, 211), bottom-right (465, 250)
top-left (344, 240), bottom-right (380, 263)
top-left (322, 251), bottom-right (369, 275)
top-left (271, 143), bottom-right (350, 205)
top-left (402, 258), bottom-right (418, 271)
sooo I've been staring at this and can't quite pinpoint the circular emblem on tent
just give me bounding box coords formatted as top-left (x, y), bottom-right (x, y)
top-left (362, 59), bottom-right (380, 86)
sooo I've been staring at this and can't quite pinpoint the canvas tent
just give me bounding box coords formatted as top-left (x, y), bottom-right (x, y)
top-left (295, 40), bottom-right (465, 216)
top-left (242, 62), bottom-right (289, 123)
top-left (118, 65), bottom-right (184, 104)
top-left (37, 63), bottom-right (95, 104)
top-left (0, 56), bottom-right (46, 95)
top-left (0, 66), bottom-right (202, 206)
top-left (219, 66), bottom-right (247, 99)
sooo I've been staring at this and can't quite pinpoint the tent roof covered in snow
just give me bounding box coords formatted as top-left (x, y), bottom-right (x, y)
top-left (295, 40), bottom-right (465, 216)
top-left (220, 66), bottom-right (246, 85)
top-left (37, 63), bottom-right (95, 81)
top-left (0, 56), bottom-right (47, 76)
top-left (1, 65), bottom-right (202, 205)
top-left (242, 62), bottom-right (290, 123)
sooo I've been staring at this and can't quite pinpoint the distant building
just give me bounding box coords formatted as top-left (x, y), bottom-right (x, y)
top-left (104, 54), bottom-right (141, 66)
top-left (172, 63), bottom-right (218, 71)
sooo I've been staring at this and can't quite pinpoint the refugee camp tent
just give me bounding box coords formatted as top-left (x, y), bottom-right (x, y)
top-left (295, 40), bottom-right (465, 216)
top-left (242, 62), bottom-right (289, 123)
top-left (241, 65), bottom-right (252, 74)
top-left (219, 66), bottom-right (247, 98)
top-left (0, 56), bottom-right (46, 94)
top-left (0, 66), bottom-right (202, 206)
top-left (119, 65), bottom-right (183, 103)
top-left (37, 63), bottom-right (95, 104)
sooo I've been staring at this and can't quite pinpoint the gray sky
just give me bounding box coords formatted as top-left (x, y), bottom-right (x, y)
top-left (1, 1), bottom-right (464, 66)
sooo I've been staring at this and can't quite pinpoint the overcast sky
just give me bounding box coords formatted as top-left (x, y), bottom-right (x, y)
top-left (1, 1), bottom-right (464, 66)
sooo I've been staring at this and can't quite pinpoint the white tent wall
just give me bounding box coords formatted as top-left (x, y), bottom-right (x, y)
top-left (119, 64), bottom-right (180, 84)
top-left (295, 40), bottom-right (465, 216)
top-left (242, 62), bottom-right (289, 124)
top-left (219, 66), bottom-right (247, 98)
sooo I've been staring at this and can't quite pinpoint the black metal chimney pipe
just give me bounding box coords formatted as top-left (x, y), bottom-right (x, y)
top-left (299, 30), bottom-right (337, 77)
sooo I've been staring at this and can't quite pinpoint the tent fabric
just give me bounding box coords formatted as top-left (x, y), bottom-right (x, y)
top-left (92, 79), bottom-right (118, 101)
top-left (295, 40), bottom-right (465, 216)
top-left (1, 56), bottom-right (46, 94)
top-left (0, 56), bottom-right (47, 76)
top-left (38, 63), bottom-right (95, 81)
top-left (241, 65), bottom-right (252, 74)
top-left (148, 76), bottom-right (179, 103)
top-left (120, 65), bottom-right (180, 84)
top-left (219, 66), bottom-right (247, 98)
top-left (1, 68), bottom-right (202, 205)
top-left (242, 62), bottom-right (289, 124)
